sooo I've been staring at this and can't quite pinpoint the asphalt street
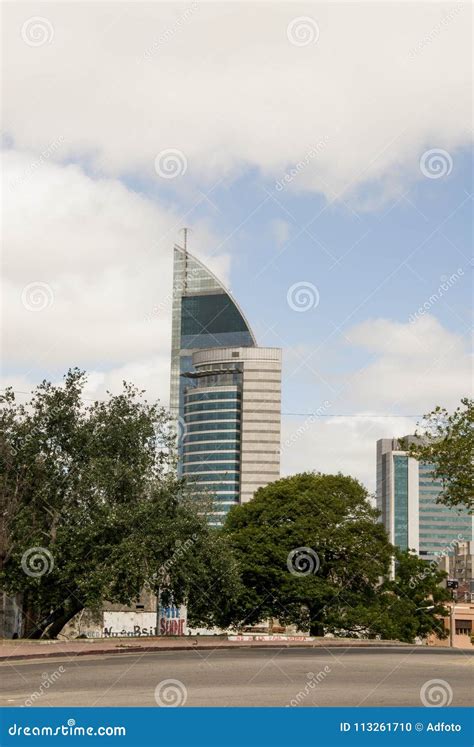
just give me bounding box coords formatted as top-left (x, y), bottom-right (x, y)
top-left (1, 647), bottom-right (472, 707)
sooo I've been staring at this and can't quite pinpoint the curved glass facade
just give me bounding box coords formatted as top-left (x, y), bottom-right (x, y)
top-left (170, 246), bottom-right (256, 521)
top-left (169, 246), bottom-right (256, 425)
top-left (169, 246), bottom-right (281, 526)
top-left (185, 424), bottom-right (240, 434)
top-left (184, 441), bottom-right (239, 453)
top-left (182, 385), bottom-right (241, 513)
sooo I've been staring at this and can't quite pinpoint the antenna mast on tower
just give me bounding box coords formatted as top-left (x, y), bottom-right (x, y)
top-left (179, 227), bottom-right (189, 252)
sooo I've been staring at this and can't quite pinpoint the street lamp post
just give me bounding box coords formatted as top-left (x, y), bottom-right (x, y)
top-left (446, 580), bottom-right (459, 648)
top-left (449, 602), bottom-right (455, 648)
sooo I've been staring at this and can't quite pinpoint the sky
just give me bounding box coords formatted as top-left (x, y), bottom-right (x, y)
top-left (2, 1), bottom-right (472, 493)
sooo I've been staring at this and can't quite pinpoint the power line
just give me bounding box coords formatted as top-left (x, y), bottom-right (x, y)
top-left (0, 389), bottom-right (421, 418)
top-left (282, 412), bottom-right (420, 418)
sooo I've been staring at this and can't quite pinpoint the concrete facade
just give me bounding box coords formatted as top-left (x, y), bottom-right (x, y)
top-left (183, 346), bottom-right (281, 519)
top-left (437, 540), bottom-right (474, 602)
top-left (428, 602), bottom-right (474, 649)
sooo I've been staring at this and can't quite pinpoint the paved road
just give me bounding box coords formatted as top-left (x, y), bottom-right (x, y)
top-left (1, 647), bottom-right (472, 707)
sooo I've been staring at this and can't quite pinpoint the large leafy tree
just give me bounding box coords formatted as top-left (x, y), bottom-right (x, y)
top-left (223, 473), bottom-right (450, 642)
top-left (223, 473), bottom-right (392, 636)
top-left (409, 398), bottom-right (473, 512)
top-left (0, 369), bottom-right (240, 638)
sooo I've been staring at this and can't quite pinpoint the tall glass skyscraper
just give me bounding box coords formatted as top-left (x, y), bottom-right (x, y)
top-left (170, 245), bottom-right (256, 428)
top-left (376, 437), bottom-right (473, 559)
top-left (170, 245), bottom-right (281, 521)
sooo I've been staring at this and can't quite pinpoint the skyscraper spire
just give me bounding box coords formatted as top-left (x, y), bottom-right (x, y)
top-left (179, 227), bottom-right (189, 252)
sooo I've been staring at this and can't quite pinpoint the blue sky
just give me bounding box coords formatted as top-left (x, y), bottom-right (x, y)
top-left (125, 144), bottom-right (472, 421)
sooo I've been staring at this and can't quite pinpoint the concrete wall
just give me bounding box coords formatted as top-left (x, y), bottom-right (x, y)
top-left (191, 346), bottom-right (282, 506)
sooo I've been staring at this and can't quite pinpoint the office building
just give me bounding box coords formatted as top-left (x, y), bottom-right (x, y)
top-left (437, 541), bottom-right (474, 602)
top-left (169, 243), bottom-right (281, 520)
top-left (376, 436), bottom-right (473, 560)
top-left (182, 346), bottom-right (281, 519)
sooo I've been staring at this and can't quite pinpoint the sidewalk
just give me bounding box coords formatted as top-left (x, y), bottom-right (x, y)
top-left (0, 636), bottom-right (412, 662)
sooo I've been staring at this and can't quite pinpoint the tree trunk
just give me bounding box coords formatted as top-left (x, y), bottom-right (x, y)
top-left (21, 591), bottom-right (47, 638)
top-left (310, 620), bottom-right (324, 637)
top-left (25, 598), bottom-right (84, 639)
top-left (43, 600), bottom-right (84, 639)
top-left (26, 614), bottom-right (56, 639)
top-left (26, 608), bottom-right (63, 639)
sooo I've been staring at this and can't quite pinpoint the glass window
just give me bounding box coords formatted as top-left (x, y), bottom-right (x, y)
top-left (394, 455), bottom-right (408, 550)
top-left (185, 423), bottom-right (240, 433)
top-left (184, 441), bottom-right (240, 452)
top-left (181, 294), bottom-right (252, 336)
top-left (186, 411), bottom-right (240, 423)
top-left (185, 390), bottom-right (241, 403)
top-left (185, 476), bottom-right (239, 485)
top-left (184, 401), bottom-right (241, 413)
top-left (184, 463), bottom-right (240, 473)
top-left (184, 432), bottom-right (240, 442)
top-left (184, 453), bottom-right (239, 463)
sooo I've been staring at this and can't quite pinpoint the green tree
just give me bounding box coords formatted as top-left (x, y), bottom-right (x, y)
top-left (346, 550), bottom-right (450, 643)
top-left (223, 473), bottom-right (450, 643)
top-left (223, 472), bottom-right (392, 636)
top-left (0, 369), bottom-right (240, 638)
top-left (409, 398), bottom-right (473, 512)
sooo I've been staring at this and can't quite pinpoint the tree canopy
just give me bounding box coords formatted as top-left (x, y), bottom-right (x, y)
top-left (0, 369), bottom-right (240, 638)
top-left (1, 372), bottom-right (456, 644)
top-left (409, 398), bottom-right (473, 512)
top-left (223, 472), bottom-right (449, 642)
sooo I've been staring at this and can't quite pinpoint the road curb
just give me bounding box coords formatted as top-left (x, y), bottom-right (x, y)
top-left (0, 641), bottom-right (416, 662)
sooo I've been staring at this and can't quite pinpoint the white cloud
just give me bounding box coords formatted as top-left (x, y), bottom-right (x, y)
top-left (280, 315), bottom-right (472, 490)
top-left (83, 357), bottom-right (171, 403)
top-left (281, 413), bottom-right (417, 493)
top-left (2, 4), bottom-right (471, 493)
top-left (344, 315), bottom-right (472, 411)
top-left (1, 149), bottom-right (229, 404)
top-left (3, 2), bottom-right (471, 205)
